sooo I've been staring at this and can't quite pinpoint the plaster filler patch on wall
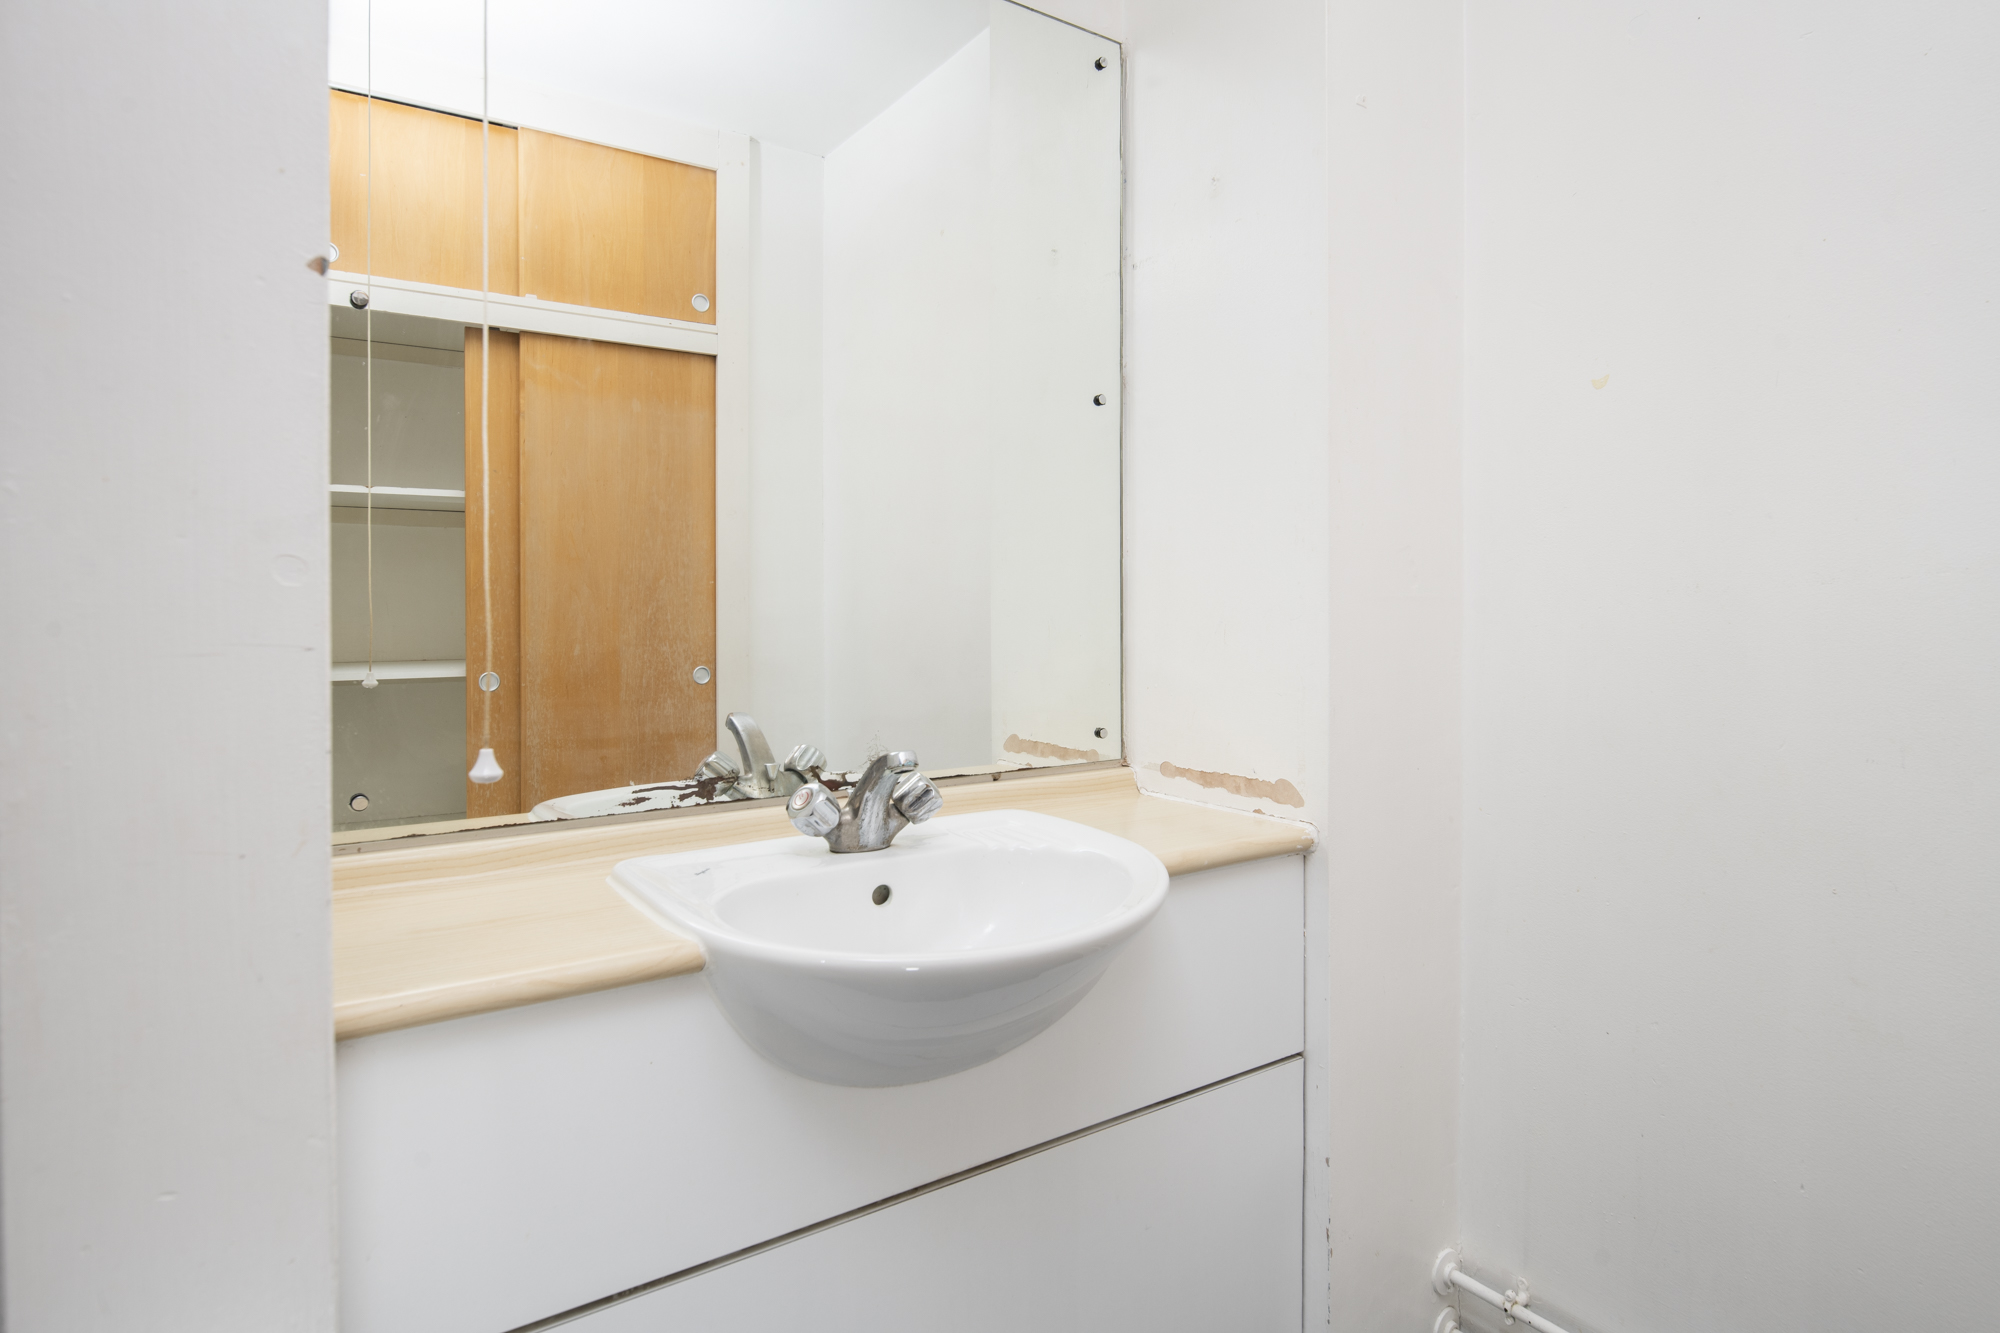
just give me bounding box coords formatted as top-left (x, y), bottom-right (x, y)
top-left (1004, 734), bottom-right (1103, 763)
top-left (1154, 761), bottom-right (1305, 809)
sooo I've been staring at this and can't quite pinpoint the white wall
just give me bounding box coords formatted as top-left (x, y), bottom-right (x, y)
top-left (1059, 4), bottom-right (1469, 1331)
top-left (1323, 1), bottom-right (1465, 1328)
top-left (744, 140), bottom-right (829, 759)
top-left (1461, 4), bottom-right (2000, 1329)
top-left (822, 32), bottom-right (994, 771)
top-left (1110, 2), bottom-right (1348, 1328)
top-left (0, 1), bottom-right (338, 1328)
top-left (1121, 0), bottom-right (1330, 823)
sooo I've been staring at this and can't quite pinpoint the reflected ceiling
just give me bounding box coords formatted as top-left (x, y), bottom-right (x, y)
top-left (329, 0), bottom-right (991, 154)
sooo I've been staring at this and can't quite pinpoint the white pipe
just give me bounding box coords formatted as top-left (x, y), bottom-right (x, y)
top-left (1449, 1268), bottom-right (1571, 1333)
top-left (1433, 1250), bottom-right (1581, 1333)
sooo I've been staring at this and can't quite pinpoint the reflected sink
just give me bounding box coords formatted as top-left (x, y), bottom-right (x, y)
top-left (610, 809), bottom-right (1168, 1086)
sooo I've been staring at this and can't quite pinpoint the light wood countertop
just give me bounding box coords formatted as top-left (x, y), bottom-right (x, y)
top-left (332, 765), bottom-right (1315, 1040)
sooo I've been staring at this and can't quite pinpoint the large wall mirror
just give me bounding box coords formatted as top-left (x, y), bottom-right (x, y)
top-left (326, 1), bottom-right (1122, 842)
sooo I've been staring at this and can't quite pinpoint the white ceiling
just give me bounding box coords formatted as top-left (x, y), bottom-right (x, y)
top-left (331, 0), bottom-right (992, 156)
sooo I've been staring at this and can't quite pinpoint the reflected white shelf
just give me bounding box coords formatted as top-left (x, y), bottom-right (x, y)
top-left (331, 484), bottom-right (466, 513)
top-left (332, 660), bottom-right (466, 683)
top-left (323, 271), bottom-right (720, 358)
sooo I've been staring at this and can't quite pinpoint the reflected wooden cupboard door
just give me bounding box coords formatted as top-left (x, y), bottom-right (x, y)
top-left (329, 90), bottom-right (520, 295)
top-left (328, 93), bottom-right (718, 330)
top-left (518, 129), bottom-right (717, 324)
top-left (516, 335), bottom-right (716, 808)
top-left (464, 333), bottom-right (717, 815)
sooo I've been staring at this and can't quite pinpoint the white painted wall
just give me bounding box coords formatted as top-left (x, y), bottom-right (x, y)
top-left (1120, 0), bottom-right (1329, 822)
top-left (822, 32), bottom-right (995, 771)
top-left (1055, 3), bottom-right (1468, 1330)
top-left (1112, 2), bottom-right (1342, 1327)
top-left (0, 1), bottom-right (338, 1328)
top-left (1322, 3), bottom-right (1464, 1329)
top-left (1460, 4), bottom-right (2000, 1330)
top-left (744, 140), bottom-right (829, 758)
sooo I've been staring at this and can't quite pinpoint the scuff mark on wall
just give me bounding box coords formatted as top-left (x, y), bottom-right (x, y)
top-left (1154, 760), bottom-right (1305, 808)
top-left (1003, 734), bottom-right (1103, 763)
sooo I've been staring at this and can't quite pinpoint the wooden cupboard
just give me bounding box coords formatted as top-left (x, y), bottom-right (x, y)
top-left (330, 90), bottom-right (520, 295)
top-left (518, 130), bottom-right (717, 324)
top-left (328, 91), bottom-right (716, 324)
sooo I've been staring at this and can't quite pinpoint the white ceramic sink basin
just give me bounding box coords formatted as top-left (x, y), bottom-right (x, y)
top-left (610, 809), bottom-right (1168, 1086)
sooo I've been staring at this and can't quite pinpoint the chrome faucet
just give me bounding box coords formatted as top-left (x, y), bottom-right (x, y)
top-left (696, 713), bottom-right (826, 801)
top-left (786, 750), bottom-right (943, 853)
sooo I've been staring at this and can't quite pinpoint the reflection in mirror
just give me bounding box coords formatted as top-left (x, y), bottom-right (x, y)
top-left (326, 0), bottom-right (1121, 842)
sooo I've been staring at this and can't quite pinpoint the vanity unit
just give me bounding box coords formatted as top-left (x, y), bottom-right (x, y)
top-left (319, 8), bottom-right (1249, 1327)
top-left (334, 767), bottom-right (1311, 1332)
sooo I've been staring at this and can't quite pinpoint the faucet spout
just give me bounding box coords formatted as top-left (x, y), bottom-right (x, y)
top-left (727, 713), bottom-right (781, 798)
top-left (851, 751), bottom-right (916, 847)
top-left (693, 714), bottom-right (825, 801)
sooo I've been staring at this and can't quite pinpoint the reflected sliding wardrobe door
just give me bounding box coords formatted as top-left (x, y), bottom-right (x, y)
top-left (515, 334), bottom-right (716, 809)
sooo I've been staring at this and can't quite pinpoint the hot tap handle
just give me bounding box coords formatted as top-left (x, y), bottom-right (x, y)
top-left (787, 782), bottom-right (842, 837)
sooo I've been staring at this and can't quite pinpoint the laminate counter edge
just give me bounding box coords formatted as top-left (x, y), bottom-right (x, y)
top-left (333, 765), bottom-right (1315, 1040)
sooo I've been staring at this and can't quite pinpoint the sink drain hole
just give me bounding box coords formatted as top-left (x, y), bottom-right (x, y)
top-left (872, 884), bottom-right (891, 905)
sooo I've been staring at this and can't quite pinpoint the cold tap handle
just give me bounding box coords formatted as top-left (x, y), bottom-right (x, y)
top-left (892, 770), bottom-right (943, 824)
top-left (783, 744), bottom-right (827, 779)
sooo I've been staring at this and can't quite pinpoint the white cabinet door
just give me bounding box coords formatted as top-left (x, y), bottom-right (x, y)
top-left (569, 1058), bottom-right (1305, 1333)
top-left (340, 856), bottom-right (1304, 1333)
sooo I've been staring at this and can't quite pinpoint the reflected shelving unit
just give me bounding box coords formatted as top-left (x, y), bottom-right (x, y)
top-left (330, 484), bottom-right (466, 513)
top-left (330, 660), bottom-right (467, 683)
top-left (329, 309), bottom-right (471, 833)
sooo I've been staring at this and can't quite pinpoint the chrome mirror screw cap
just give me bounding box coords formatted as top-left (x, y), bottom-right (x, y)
top-left (892, 770), bottom-right (943, 824)
top-left (787, 782), bottom-right (842, 837)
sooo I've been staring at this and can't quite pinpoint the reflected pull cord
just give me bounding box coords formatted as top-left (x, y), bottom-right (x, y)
top-left (471, 0), bottom-right (503, 786)
top-left (360, 0), bottom-right (379, 690)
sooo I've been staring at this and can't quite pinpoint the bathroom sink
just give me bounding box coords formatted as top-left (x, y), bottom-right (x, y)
top-left (610, 809), bottom-right (1168, 1086)
top-left (531, 780), bottom-right (714, 820)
